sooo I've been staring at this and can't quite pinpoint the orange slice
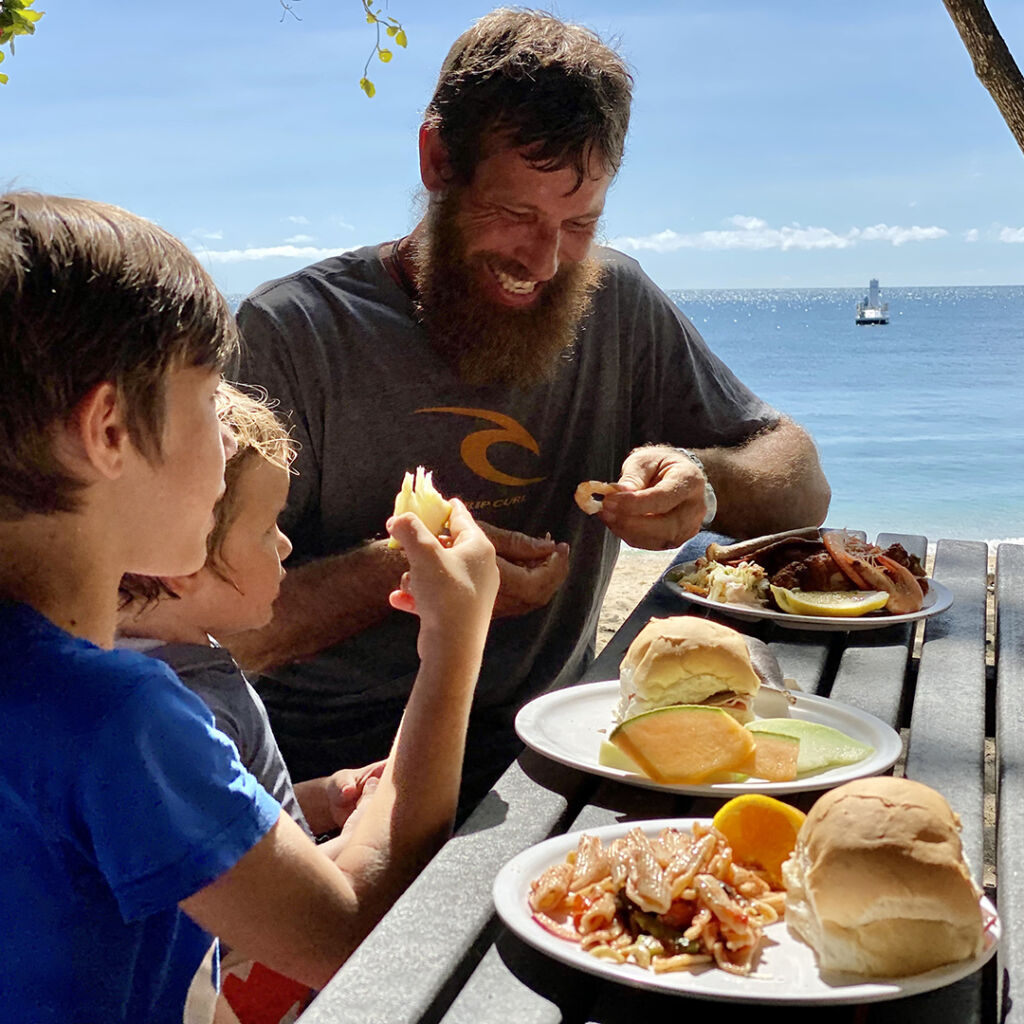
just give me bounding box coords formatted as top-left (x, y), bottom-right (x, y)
top-left (711, 793), bottom-right (806, 888)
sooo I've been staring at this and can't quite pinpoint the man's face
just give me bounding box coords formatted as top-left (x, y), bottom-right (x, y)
top-left (416, 145), bottom-right (613, 387)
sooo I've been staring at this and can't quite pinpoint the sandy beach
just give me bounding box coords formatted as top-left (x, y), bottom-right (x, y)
top-left (595, 546), bottom-right (678, 654)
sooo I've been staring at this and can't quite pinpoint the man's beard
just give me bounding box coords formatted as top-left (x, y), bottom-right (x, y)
top-left (412, 190), bottom-right (604, 388)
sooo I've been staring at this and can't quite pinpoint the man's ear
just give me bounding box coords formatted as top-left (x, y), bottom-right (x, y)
top-left (64, 381), bottom-right (132, 481)
top-left (418, 122), bottom-right (453, 192)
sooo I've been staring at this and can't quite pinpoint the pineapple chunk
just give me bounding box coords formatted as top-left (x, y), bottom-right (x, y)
top-left (387, 466), bottom-right (453, 549)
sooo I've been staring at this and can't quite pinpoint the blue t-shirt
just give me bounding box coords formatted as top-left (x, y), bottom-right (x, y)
top-left (0, 603), bottom-right (281, 1022)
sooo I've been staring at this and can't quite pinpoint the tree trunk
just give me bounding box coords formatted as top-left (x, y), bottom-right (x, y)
top-left (943, 0), bottom-right (1024, 156)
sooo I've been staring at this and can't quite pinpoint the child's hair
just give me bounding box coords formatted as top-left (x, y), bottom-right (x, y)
top-left (205, 381), bottom-right (296, 577)
top-left (0, 191), bottom-right (238, 519)
top-left (119, 382), bottom-right (296, 607)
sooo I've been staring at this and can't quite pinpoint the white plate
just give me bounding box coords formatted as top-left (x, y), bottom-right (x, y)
top-left (661, 563), bottom-right (954, 631)
top-left (515, 681), bottom-right (901, 796)
top-left (493, 818), bottom-right (999, 1004)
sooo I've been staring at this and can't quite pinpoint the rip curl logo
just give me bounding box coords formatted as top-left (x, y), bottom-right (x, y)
top-left (416, 407), bottom-right (544, 486)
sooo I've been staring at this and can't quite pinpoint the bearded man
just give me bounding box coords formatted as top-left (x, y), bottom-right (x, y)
top-left (230, 8), bottom-right (831, 818)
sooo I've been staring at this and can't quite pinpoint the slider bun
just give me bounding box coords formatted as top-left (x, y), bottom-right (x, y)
top-left (619, 617), bottom-right (760, 718)
top-left (783, 777), bottom-right (984, 977)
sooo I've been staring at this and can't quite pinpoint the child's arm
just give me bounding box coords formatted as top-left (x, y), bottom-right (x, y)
top-left (180, 498), bottom-right (498, 988)
top-left (292, 760), bottom-right (386, 837)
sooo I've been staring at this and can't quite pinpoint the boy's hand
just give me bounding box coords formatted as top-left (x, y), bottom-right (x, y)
top-left (325, 760), bottom-right (387, 832)
top-left (386, 498), bottom-right (499, 637)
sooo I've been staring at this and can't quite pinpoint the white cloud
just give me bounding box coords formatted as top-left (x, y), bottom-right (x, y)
top-left (190, 228), bottom-right (224, 241)
top-left (964, 228), bottom-right (980, 243)
top-left (999, 226), bottom-right (1024, 243)
top-left (328, 214), bottom-right (355, 231)
top-left (284, 233), bottom-right (315, 244)
top-left (853, 224), bottom-right (948, 245)
top-left (285, 215), bottom-right (309, 225)
top-left (195, 244), bottom-right (351, 264)
top-left (610, 216), bottom-right (949, 253)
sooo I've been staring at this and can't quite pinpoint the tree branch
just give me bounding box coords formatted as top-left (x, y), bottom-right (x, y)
top-left (943, 0), bottom-right (1024, 156)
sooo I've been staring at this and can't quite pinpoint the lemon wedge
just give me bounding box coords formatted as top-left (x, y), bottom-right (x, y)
top-left (770, 585), bottom-right (890, 617)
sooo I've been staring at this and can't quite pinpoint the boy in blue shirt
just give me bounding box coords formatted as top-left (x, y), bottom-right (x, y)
top-left (0, 191), bottom-right (499, 1022)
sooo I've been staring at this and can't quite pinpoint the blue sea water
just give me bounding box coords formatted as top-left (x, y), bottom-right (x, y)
top-left (669, 286), bottom-right (1024, 545)
top-left (228, 285), bottom-right (1023, 544)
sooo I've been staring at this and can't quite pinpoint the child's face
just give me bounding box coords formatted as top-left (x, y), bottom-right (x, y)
top-left (202, 457), bottom-right (293, 635)
top-left (126, 366), bottom-right (226, 577)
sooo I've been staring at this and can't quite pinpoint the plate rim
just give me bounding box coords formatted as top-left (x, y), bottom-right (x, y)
top-left (660, 562), bottom-right (953, 631)
top-left (493, 817), bottom-right (999, 1005)
top-left (515, 681), bottom-right (903, 796)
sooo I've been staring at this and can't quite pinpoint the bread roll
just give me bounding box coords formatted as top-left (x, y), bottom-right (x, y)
top-left (617, 616), bottom-right (760, 723)
top-left (783, 776), bottom-right (984, 977)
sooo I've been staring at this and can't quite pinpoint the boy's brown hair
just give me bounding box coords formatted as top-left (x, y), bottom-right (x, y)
top-left (0, 191), bottom-right (238, 519)
top-left (424, 8), bottom-right (633, 190)
top-left (120, 382), bottom-right (296, 606)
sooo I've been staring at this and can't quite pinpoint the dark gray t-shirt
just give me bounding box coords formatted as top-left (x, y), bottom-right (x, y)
top-left (234, 245), bottom-right (778, 786)
top-left (136, 640), bottom-right (313, 838)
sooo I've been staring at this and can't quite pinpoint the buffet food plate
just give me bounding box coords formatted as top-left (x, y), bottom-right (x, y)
top-left (661, 562), bottom-right (953, 632)
top-left (515, 681), bottom-right (902, 796)
top-left (494, 819), bottom-right (999, 1004)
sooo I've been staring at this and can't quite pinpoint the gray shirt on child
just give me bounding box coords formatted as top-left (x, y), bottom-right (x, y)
top-left (123, 638), bottom-right (313, 838)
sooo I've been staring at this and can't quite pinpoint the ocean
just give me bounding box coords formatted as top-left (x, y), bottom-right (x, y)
top-left (670, 285), bottom-right (1024, 546)
top-left (228, 284), bottom-right (1024, 545)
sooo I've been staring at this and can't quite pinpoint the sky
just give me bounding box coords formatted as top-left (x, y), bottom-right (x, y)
top-left (4, 0), bottom-right (1023, 296)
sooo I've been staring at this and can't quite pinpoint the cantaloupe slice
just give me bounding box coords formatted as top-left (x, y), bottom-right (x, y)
top-left (609, 705), bottom-right (756, 784)
top-left (748, 731), bottom-right (800, 782)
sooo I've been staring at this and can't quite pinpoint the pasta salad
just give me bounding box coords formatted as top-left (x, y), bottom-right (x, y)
top-left (527, 822), bottom-right (784, 976)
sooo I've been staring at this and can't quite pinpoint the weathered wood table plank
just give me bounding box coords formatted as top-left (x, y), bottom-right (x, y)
top-left (996, 543), bottom-right (1024, 1023)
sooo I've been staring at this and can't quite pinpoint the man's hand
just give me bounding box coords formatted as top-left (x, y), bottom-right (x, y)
top-left (597, 445), bottom-right (708, 550)
top-left (477, 521), bottom-right (570, 618)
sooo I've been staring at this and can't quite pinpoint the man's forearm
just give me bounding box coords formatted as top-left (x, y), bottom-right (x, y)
top-left (696, 418), bottom-right (831, 539)
top-left (223, 540), bottom-right (407, 674)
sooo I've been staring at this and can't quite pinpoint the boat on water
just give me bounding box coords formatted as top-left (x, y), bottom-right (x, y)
top-left (856, 278), bottom-right (889, 325)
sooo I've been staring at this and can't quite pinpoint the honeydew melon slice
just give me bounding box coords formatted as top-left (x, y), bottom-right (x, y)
top-left (609, 704), bottom-right (756, 785)
top-left (747, 718), bottom-right (873, 774)
top-left (598, 739), bottom-right (644, 773)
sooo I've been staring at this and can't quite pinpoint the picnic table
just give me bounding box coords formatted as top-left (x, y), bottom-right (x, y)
top-left (302, 534), bottom-right (1024, 1024)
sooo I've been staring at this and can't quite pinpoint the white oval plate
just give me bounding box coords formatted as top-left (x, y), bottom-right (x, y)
top-left (493, 818), bottom-right (999, 1004)
top-left (515, 681), bottom-right (901, 796)
top-left (661, 563), bottom-right (953, 631)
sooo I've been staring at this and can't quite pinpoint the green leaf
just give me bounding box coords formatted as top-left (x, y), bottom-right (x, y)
top-left (395, 29), bottom-right (407, 48)
top-left (365, 12), bottom-right (376, 23)
top-left (10, 13), bottom-right (36, 34)
top-left (20, 10), bottom-right (43, 22)
top-left (359, 76), bottom-right (376, 98)
top-left (377, 48), bottom-right (392, 63)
